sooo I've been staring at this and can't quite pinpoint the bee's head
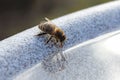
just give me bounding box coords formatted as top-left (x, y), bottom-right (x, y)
top-left (55, 29), bottom-right (66, 47)
top-left (60, 34), bottom-right (66, 43)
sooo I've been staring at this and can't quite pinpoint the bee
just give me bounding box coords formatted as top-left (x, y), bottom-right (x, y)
top-left (37, 17), bottom-right (66, 47)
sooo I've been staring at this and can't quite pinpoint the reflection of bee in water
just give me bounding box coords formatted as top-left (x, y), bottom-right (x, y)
top-left (37, 17), bottom-right (66, 47)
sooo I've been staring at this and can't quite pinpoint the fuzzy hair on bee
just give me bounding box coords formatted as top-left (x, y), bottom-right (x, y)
top-left (37, 17), bottom-right (66, 47)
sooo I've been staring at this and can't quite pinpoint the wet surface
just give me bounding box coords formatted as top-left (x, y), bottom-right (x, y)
top-left (0, 1), bottom-right (120, 80)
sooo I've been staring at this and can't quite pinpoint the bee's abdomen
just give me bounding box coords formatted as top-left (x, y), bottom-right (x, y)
top-left (39, 23), bottom-right (45, 31)
top-left (39, 22), bottom-right (56, 35)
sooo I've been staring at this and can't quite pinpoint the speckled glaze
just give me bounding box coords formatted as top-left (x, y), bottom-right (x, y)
top-left (0, 1), bottom-right (120, 80)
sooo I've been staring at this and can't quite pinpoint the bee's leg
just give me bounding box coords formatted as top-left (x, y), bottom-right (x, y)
top-left (53, 39), bottom-right (59, 47)
top-left (46, 36), bottom-right (53, 44)
top-left (60, 43), bottom-right (63, 48)
top-left (37, 32), bottom-right (47, 36)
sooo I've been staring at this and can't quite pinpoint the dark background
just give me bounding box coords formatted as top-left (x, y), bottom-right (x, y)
top-left (0, 0), bottom-right (112, 40)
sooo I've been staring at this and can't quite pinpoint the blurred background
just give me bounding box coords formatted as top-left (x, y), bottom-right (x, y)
top-left (0, 0), bottom-right (112, 40)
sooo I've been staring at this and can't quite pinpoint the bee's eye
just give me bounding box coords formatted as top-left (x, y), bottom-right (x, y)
top-left (60, 35), bottom-right (66, 42)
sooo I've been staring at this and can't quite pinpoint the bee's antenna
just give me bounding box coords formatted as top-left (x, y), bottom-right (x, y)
top-left (45, 17), bottom-right (51, 22)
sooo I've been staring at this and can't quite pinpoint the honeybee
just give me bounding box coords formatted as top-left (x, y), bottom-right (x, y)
top-left (37, 17), bottom-right (66, 47)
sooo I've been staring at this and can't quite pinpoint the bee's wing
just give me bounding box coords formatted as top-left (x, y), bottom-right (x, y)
top-left (45, 17), bottom-right (51, 22)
